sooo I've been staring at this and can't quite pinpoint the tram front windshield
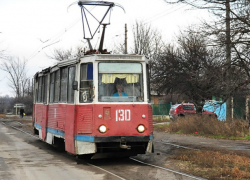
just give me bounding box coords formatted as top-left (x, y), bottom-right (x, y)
top-left (98, 62), bottom-right (144, 102)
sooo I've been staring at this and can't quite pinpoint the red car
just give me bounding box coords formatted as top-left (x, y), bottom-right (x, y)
top-left (169, 103), bottom-right (217, 119)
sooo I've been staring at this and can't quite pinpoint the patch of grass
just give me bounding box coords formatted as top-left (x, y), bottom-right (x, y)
top-left (153, 124), bottom-right (170, 132)
top-left (246, 135), bottom-right (250, 140)
top-left (169, 116), bottom-right (250, 139)
top-left (171, 149), bottom-right (250, 180)
top-left (206, 134), bottom-right (225, 139)
top-left (176, 130), bottom-right (182, 134)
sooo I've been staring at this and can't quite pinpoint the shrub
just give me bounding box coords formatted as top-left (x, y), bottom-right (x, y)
top-left (169, 115), bottom-right (249, 138)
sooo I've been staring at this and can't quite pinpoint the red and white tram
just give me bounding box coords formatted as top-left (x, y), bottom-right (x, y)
top-left (33, 54), bottom-right (154, 158)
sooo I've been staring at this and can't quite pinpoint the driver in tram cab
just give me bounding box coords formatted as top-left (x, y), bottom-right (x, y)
top-left (113, 84), bottom-right (128, 97)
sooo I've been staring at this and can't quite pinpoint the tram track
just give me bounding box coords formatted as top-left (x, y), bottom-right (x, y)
top-left (86, 163), bottom-right (126, 180)
top-left (129, 157), bottom-right (205, 180)
top-left (155, 140), bottom-right (200, 151)
top-left (1, 119), bottom-right (205, 180)
top-left (0, 121), bottom-right (40, 140)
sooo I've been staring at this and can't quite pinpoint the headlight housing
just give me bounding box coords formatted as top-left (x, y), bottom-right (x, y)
top-left (137, 124), bottom-right (145, 133)
top-left (99, 125), bottom-right (107, 133)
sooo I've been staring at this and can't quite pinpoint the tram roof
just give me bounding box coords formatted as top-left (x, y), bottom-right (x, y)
top-left (35, 54), bottom-right (148, 76)
top-left (81, 54), bottom-right (147, 62)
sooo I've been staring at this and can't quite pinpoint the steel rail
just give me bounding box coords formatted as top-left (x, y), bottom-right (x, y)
top-left (156, 140), bottom-right (200, 151)
top-left (1, 121), bottom-right (126, 180)
top-left (129, 157), bottom-right (206, 180)
top-left (1, 121), bottom-right (40, 140)
top-left (87, 163), bottom-right (126, 180)
top-left (1, 120), bottom-right (204, 180)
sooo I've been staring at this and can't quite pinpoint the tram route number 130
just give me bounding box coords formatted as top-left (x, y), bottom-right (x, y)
top-left (116, 109), bottom-right (131, 121)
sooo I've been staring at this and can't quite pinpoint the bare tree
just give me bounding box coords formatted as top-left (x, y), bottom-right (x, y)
top-left (111, 40), bottom-right (126, 55)
top-left (0, 42), bottom-right (7, 60)
top-left (151, 30), bottom-right (249, 113)
top-left (47, 46), bottom-right (85, 61)
top-left (111, 20), bottom-right (165, 58)
top-left (0, 49), bottom-right (5, 59)
top-left (131, 20), bottom-right (164, 59)
top-left (0, 57), bottom-right (29, 98)
top-left (164, 0), bottom-right (250, 118)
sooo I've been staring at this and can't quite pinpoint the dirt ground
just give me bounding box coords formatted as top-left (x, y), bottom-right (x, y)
top-left (2, 116), bottom-right (250, 179)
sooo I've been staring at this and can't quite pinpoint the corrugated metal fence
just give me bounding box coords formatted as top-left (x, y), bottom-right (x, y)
top-left (151, 98), bottom-right (248, 119)
top-left (151, 104), bottom-right (171, 115)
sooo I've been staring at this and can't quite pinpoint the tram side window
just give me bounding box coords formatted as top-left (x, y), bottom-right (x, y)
top-left (80, 63), bottom-right (93, 103)
top-left (37, 76), bottom-right (47, 103)
top-left (43, 75), bottom-right (48, 104)
top-left (67, 66), bottom-right (75, 103)
top-left (60, 67), bottom-right (68, 102)
top-left (37, 76), bottom-right (43, 103)
top-left (49, 72), bottom-right (55, 103)
top-left (54, 70), bottom-right (60, 102)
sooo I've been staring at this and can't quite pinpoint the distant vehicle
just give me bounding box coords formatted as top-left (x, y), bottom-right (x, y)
top-left (169, 103), bottom-right (217, 120)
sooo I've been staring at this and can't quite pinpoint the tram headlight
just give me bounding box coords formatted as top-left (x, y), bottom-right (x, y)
top-left (99, 125), bottom-right (107, 133)
top-left (137, 125), bottom-right (145, 133)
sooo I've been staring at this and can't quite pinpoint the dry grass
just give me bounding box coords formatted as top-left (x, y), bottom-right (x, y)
top-left (0, 114), bottom-right (6, 118)
top-left (171, 149), bottom-right (250, 180)
top-left (15, 119), bottom-right (34, 133)
top-left (169, 116), bottom-right (250, 139)
top-left (153, 124), bottom-right (170, 132)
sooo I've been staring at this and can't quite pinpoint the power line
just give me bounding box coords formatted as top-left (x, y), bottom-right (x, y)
top-left (144, 4), bottom-right (189, 25)
top-left (27, 17), bottom-right (81, 61)
top-left (28, 1), bottom-right (191, 60)
top-left (27, 2), bottom-right (104, 61)
top-left (105, 3), bottom-right (189, 42)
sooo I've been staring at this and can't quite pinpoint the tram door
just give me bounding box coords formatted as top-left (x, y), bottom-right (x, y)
top-left (64, 66), bottom-right (76, 154)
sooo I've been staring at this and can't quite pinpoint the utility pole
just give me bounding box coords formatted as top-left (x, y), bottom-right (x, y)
top-left (225, 0), bottom-right (232, 120)
top-left (125, 24), bottom-right (127, 54)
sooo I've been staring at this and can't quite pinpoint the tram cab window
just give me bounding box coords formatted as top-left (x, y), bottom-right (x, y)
top-left (80, 63), bottom-right (93, 103)
top-left (98, 63), bottom-right (144, 102)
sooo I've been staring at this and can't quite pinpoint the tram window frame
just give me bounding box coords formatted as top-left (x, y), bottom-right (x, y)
top-left (49, 72), bottom-right (55, 103)
top-left (43, 75), bottom-right (48, 104)
top-left (60, 67), bottom-right (68, 103)
top-left (37, 76), bottom-right (43, 103)
top-left (67, 66), bottom-right (76, 103)
top-left (79, 63), bottom-right (93, 103)
top-left (36, 76), bottom-right (47, 103)
top-left (54, 70), bottom-right (60, 103)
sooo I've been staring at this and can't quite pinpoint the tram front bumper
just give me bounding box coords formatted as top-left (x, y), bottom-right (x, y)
top-left (75, 135), bottom-right (154, 154)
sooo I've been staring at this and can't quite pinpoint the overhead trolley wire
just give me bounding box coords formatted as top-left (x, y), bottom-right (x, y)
top-left (105, 3), bottom-right (189, 43)
top-left (28, 1), bottom-right (104, 61)
top-left (28, 1), bottom-right (190, 60)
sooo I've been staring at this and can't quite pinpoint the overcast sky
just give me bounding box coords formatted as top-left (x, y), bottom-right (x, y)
top-left (0, 0), bottom-right (209, 97)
